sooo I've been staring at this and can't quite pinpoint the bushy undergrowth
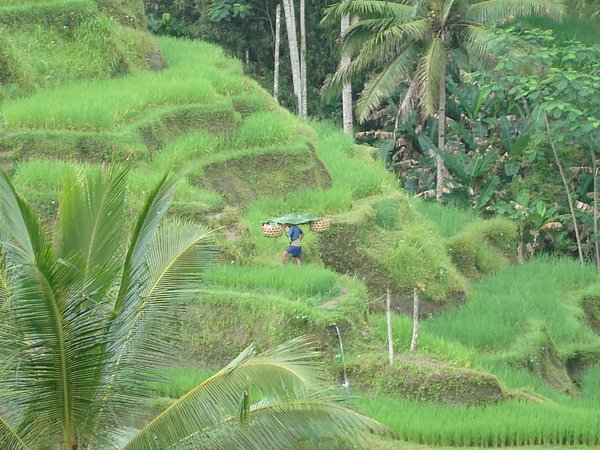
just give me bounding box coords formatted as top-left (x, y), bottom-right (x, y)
top-left (447, 216), bottom-right (517, 278)
top-left (386, 224), bottom-right (467, 302)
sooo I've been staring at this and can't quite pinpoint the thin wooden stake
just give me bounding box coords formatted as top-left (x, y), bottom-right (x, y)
top-left (410, 285), bottom-right (419, 352)
top-left (386, 287), bottom-right (394, 366)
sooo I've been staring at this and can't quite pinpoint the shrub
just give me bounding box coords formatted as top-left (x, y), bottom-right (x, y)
top-left (448, 217), bottom-right (517, 278)
top-left (386, 224), bottom-right (467, 302)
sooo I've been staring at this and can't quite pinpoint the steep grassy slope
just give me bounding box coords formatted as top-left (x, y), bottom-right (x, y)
top-left (2, 4), bottom-right (600, 447)
top-left (0, 0), bottom-right (156, 101)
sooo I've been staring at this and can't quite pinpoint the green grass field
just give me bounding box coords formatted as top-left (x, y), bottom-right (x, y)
top-left (2, 10), bottom-right (600, 446)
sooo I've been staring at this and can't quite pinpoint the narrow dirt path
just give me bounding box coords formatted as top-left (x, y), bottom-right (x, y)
top-left (320, 286), bottom-right (349, 310)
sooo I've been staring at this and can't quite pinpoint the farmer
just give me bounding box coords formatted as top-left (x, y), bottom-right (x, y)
top-left (282, 223), bottom-right (304, 265)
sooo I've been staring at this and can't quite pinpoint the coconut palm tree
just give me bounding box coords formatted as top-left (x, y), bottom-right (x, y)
top-left (323, 0), bottom-right (565, 201)
top-left (0, 167), bottom-right (385, 449)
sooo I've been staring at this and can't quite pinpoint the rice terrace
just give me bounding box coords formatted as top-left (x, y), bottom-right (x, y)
top-left (0, 0), bottom-right (599, 448)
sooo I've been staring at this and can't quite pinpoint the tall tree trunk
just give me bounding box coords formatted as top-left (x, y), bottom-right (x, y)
top-left (299, 0), bottom-right (307, 117)
top-left (282, 0), bottom-right (302, 115)
top-left (436, 62), bottom-right (446, 202)
top-left (410, 285), bottom-right (419, 352)
top-left (386, 287), bottom-right (394, 366)
top-left (340, 15), bottom-right (353, 134)
top-left (545, 113), bottom-right (584, 264)
top-left (273, 3), bottom-right (281, 103)
top-left (591, 147), bottom-right (600, 271)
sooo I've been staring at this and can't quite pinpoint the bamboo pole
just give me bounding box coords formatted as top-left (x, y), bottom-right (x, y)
top-left (386, 288), bottom-right (394, 366)
top-left (410, 285), bottom-right (419, 352)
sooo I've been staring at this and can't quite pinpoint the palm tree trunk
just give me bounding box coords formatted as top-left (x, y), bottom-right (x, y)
top-left (545, 113), bottom-right (584, 263)
top-left (341, 15), bottom-right (353, 134)
top-left (273, 3), bottom-right (281, 103)
top-left (282, 0), bottom-right (302, 115)
top-left (436, 63), bottom-right (447, 202)
top-left (299, 0), bottom-right (307, 117)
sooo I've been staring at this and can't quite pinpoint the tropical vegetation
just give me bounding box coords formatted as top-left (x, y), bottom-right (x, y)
top-left (1, 0), bottom-right (600, 448)
top-left (0, 167), bottom-right (384, 448)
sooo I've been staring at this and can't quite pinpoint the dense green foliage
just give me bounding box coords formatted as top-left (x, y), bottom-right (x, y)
top-left (2, 0), bottom-right (600, 448)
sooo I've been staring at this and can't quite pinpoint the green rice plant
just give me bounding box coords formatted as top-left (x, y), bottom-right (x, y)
top-left (234, 111), bottom-right (296, 148)
top-left (157, 36), bottom-right (241, 78)
top-left (369, 314), bottom-right (477, 367)
top-left (2, 129), bottom-right (148, 163)
top-left (204, 264), bottom-right (339, 300)
top-left (478, 355), bottom-right (571, 401)
top-left (2, 72), bottom-right (218, 129)
top-left (1, 37), bottom-right (242, 131)
top-left (0, 10), bottom-right (155, 92)
top-left (0, 0), bottom-right (60, 5)
top-left (126, 166), bottom-right (222, 213)
top-left (314, 129), bottom-right (384, 200)
top-left (353, 396), bottom-right (600, 447)
top-left (414, 199), bottom-right (479, 238)
top-left (152, 131), bottom-right (226, 172)
top-left (579, 365), bottom-right (600, 404)
top-left (372, 199), bottom-right (399, 230)
top-left (231, 80), bottom-right (280, 116)
top-left (423, 256), bottom-right (600, 352)
top-left (13, 158), bottom-right (81, 190)
top-left (145, 367), bottom-right (215, 399)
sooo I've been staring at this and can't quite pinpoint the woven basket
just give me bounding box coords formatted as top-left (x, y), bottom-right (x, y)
top-left (309, 217), bottom-right (332, 233)
top-left (261, 223), bottom-right (283, 238)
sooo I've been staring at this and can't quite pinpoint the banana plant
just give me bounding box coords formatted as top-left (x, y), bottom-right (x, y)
top-left (490, 189), bottom-right (561, 261)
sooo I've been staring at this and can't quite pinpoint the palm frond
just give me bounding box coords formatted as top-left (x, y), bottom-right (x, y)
top-left (466, 0), bottom-right (565, 25)
top-left (0, 415), bottom-right (26, 450)
top-left (112, 169), bottom-right (179, 317)
top-left (0, 170), bottom-right (51, 266)
top-left (461, 24), bottom-right (498, 64)
top-left (338, 17), bottom-right (429, 58)
top-left (442, 0), bottom-right (457, 24)
top-left (326, 18), bottom-right (427, 94)
top-left (58, 167), bottom-right (127, 272)
top-left (322, 0), bottom-right (415, 25)
top-left (86, 221), bottom-right (216, 446)
top-left (417, 37), bottom-right (447, 116)
top-left (356, 45), bottom-right (420, 122)
top-left (180, 397), bottom-right (389, 450)
top-left (399, 73), bottom-right (421, 122)
top-left (122, 338), bottom-right (338, 450)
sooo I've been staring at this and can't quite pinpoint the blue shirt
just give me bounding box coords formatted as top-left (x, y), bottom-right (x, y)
top-left (288, 225), bottom-right (303, 245)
